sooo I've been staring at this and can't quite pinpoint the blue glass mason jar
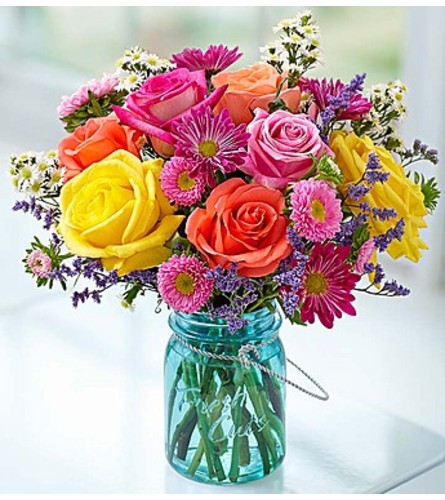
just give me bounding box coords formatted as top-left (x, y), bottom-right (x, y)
top-left (164, 305), bottom-right (286, 485)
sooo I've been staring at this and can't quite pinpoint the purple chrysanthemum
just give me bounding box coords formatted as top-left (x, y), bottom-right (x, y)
top-left (160, 157), bottom-right (206, 206)
top-left (157, 255), bottom-right (213, 313)
top-left (173, 106), bottom-right (250, 185)
top-left (171, 44), bottom-right (242, 75)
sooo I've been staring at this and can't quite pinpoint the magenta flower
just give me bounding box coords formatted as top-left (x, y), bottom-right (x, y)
top-left (355, 238), bottom-right (375, 274)
top-left (57, 73), bottom-right (119, 118)
top-left (157, 254), bottom-right (213, 313)
top-left (27, 250), bottom-right (52, 278)
top-left (160, 157), bottom-right (206, 206)
top-left (300, 77), bottom-right (372, 120)
top-left (113, 68), bottom-right (226, 157)
top-left (290, 179), bottom-right (342, 242)
top-left (299, 243), bottom-right (360, 329)
top-left (173, 106), bottom-right (250, 185)
top-left (171, 44), bottom-right (242, 75)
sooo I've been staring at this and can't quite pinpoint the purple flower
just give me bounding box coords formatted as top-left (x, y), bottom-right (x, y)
top-left (171, 44), bottom-right (242, 76)
top-left (173, 106), bottom-right (249, 185)
top-left (382, 279), bottom-right (410, 296)
top-left (300, 74), bottom-right (372, 124)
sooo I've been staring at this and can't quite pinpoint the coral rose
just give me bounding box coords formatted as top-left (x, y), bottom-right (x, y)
top-left (58, 115), bottom-right (144, 182)
top-left (59, 150), bottom-right (184, 276)
top-left (212, 63), bottom-right (301, 125)
top-left (113, 68), bottom-right (226, 157)
top-left (242, 109), bottom-right (332, 189)
top-left (330, 130), bottom-right (428, 262)
top-left (186, 178), bottom-right (291, 277)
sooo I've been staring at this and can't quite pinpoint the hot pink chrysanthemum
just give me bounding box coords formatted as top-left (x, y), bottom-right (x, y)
top-left (173, 106), bottom-right (250, 185)
top-left (27, 250), bottom-right (52, 278)
top-left (171, 44), bottom-right (242, 75)
top-left (160, 157), bottom-right (206, 206)
top-left (355, 238), bottom-right (375, 274)
top-left (157, 254), bottom-right (213, 313)
top-left (57, 73), bottom-right (119, 118)
top-left (299, 77), bottom-right (372, 120)
top-left (299, 243), bottom-right (360, 329)
top-left (290, 179), bottom-right (342, 242)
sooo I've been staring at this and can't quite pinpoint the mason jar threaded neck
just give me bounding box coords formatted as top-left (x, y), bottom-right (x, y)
top-left (168, 304), bottom-right (282, 344)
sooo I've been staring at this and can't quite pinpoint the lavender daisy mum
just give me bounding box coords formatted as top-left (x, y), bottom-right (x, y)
top-left (171, 44), bottom-right (242, 76)
top-left (160, 157), bottom-right (206, 206)
top-left (173, 106), bottom-right (250, 185)
top-left (157, 254), bottom-right (213, 313)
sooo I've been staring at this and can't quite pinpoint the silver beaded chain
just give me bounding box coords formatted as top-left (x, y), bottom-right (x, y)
top-left (172, 331), bottom-right (329, 401)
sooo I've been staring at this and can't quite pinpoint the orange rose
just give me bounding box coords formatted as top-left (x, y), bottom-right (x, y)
top-left (212, 63), bottom-right (301, 125)
top-left (186, 178), bottom-right (291, 277)
top-left (58, 115), bottom-right (144, 181)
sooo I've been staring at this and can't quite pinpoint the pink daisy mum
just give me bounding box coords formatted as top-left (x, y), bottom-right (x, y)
top-left (157, 254), bottom-right (213, 313)
top-left (161, 157), bottom-right (206, 206)
top-left (171, 44), bottom-right (242, 75)
top-left (355, 238), bottom-right (375, 274)
top-left (173, 106), bottom-right (250, 185)
top-left (27, 250), bottom-right (52, 278)
top-left (290, 179), bottom-right (342, 242)
top-left (299, 243), bottom-right (360, 329)
top-left (57, 73), bottom-right (119, 118)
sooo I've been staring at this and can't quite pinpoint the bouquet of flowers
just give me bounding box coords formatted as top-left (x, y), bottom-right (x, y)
top-left (10, 10), bottom-right (440, 485)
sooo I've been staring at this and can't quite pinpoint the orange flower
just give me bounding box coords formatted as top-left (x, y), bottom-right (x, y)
top-left (212, 63), bottom-right (301, 125)
top-left (58, 115), bottom-right (144, 181)
top-left (186, 178), bottom-right (291, 277)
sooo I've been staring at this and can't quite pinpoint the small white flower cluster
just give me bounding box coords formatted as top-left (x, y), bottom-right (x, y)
top-left (9, 150), bottom-right (64, 196)
top-left (260, 10), bottom-right (322, 85)
top-left (116, 46), bottom-right (173, 92)
top-left (359, 80), bottom-right (408, 152)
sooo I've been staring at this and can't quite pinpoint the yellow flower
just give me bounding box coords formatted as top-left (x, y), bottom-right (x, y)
top-left (330, 131), bottom-right (428, 262)
top-left (59, 150), bottom-right (184, 276)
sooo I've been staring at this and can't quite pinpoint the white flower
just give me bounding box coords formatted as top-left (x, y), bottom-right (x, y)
top-left (273, 17), bottom-right (298, 33)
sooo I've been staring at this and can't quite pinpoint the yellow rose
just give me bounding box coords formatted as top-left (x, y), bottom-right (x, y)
top-left (330, 131), bottom-right (428, 262)
top-left (59, 149), bottom-right (184, 276)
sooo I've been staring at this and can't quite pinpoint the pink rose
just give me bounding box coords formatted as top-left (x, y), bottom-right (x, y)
top-left (241, 109), bottom-right (333, 189)
top-left (114, 68), bottom-right (226, 156)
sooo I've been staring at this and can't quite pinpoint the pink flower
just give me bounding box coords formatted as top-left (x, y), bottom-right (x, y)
top-left (27, 250), bottom-right (52, 278)
top-left (299, 77), bottom-right (372, 121)
top-left (57, 73), bottom-right (119, 118)
top-left (299, 243), bottom-right (360, 329)
top-left (355, 239), bottom-right (375, 274)
top-left (290, 179), bottom-right (342, 242)
top-left (171, 44), bottom-right (242, 75)
top-left (157, 254), bottom-right (213, 313)
top-left (160, 157), bottom-right (206, 206)
top-left (242, 110), bottom-right (332, 190)
top-left (113, 68), bottom-right (226, 157)
top-left (173, 107), bottom-right (250, 185)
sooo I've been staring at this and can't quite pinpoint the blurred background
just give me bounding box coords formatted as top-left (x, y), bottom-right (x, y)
top-left (0, 6), bottom-right (444, 493)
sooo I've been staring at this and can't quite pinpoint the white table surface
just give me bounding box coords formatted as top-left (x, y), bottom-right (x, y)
top-left (0, 294), bottom-right (444, 493)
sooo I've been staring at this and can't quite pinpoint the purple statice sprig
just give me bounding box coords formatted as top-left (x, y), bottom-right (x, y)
top-left (59, 258), bottom-right (158, 308)
top-left (356, 262), bottom-right (410, 297)
top-left (400, 138), bottom-right (439, 167)
top-left (273, 228), bottom-right (308, 323)
top-left (13, 196), bottom-right (60, 230)
top-left (205, 264), bottom-right (270, 334)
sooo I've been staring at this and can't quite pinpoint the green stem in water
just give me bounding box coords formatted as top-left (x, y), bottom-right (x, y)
top-left (167, 362), bottom-right (183, 441)
top-left (228, 367), bottom-right (244, 483)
